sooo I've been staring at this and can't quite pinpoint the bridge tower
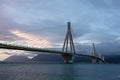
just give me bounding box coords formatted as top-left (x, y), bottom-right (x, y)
top-left (98, 53), bottom-right (105, 63)
top-left (102, 56), bottom-right (105, 63)
top-left (98, 53), bottom-right (102, 63)
top-left (62, 22), bottom-right (75, 63)
top-left (91, 43), bottom-right (97, 64)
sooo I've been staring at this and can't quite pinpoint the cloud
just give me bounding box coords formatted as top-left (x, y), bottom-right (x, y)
top-left (0, 0), bottom-right (120, 58)
top-left (10, 30), bottom-right (53, 48)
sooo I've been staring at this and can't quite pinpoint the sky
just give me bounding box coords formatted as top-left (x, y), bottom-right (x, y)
top-left (0, 0), bottom-right (120, 60)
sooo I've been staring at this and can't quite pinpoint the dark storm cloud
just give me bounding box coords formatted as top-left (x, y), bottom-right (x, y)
top-left (0, 0), bottom-right (120, 55)
top-left (0, 0), bottom-right (117, 40)
top-left (89, 0), bottom-right (120, 11)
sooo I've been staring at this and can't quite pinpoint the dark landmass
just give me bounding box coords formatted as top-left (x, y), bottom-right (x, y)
top-left (104, 55), bottom-right (120, 63)
top-left (4, 55), bottom-right (29, 62)
top-left (31, 54), bottom-right (64, 62)
top-left (2, 54), bottom-right (120, 63)
top-left (31, 54), bottom-right (120, 63)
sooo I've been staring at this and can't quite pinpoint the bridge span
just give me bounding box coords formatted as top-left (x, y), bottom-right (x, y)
top-left (0, 43), bottom-right (105, 63)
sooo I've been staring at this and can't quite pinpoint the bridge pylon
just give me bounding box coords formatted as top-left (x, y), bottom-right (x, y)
top-left (102, 56), bottom-right (105, 63)
top-left (62, 22), bottom-right (75, 63)
top-left (91, 43), bottom-right (97, 64)
top-left (98, 53), bottom-right (102, 63)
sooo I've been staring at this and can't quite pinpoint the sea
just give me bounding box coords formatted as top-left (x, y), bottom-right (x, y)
top-left (0, 63), bottom-right (120, 80)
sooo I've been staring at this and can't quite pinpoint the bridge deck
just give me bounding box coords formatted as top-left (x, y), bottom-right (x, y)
top-left (0, 43), bottom-right (105, 62)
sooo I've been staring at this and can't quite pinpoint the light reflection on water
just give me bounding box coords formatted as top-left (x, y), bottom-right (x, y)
top-left (0, 63), bottom-right (120, 80)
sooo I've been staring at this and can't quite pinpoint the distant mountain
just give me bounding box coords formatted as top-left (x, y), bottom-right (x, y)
top-left (4, 55), bottom-right (30, 62)
top-left (31, 53), bottom-right (91, 63)
top-left (31, 53), bottom-right (120, 63)
top-left (104, 55), bottom-right (120, 63)
top-left (3, 53), bottom-right (120, 63)
top-left (31, 54), bottom-right (64, 62)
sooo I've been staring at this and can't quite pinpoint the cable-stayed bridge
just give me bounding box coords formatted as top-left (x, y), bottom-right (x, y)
top-left (0, 22), bottom-right (105, 63)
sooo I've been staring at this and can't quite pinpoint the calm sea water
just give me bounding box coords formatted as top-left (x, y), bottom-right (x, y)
top-left (0, 63), bottom-right (120, 80)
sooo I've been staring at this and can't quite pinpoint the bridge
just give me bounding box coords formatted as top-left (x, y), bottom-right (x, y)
top-left (0, 22), bottom-right (105, 63)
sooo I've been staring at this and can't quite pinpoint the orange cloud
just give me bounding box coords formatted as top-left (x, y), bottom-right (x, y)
top-left (11, 30), bottom-right (53, 48)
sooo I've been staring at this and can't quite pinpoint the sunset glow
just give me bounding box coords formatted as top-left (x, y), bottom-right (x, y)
top-left (11, 30), bottom-right (53, 48)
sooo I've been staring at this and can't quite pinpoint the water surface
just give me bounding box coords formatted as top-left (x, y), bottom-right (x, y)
top-left (0, 63), bottom-right (120, 80)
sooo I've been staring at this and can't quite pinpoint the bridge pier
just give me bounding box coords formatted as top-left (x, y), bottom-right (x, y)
top-left (62, 54), bottom-right (74, 63)
top-left (92, 57), bottom-right (97, 64)
top-left (99, 60), bottom-right (102, 64)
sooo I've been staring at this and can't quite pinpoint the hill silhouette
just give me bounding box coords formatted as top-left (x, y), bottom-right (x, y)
top-left (31, 54), bottom-right (64, 62)
top-left (4, 55), bottom-right (30, 62)
top-left (3, 53), bottom-right (120, 63)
